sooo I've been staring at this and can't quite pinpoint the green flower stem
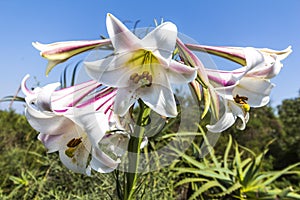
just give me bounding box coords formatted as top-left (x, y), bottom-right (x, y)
top-left (124, 99), bottom-right (150, 200)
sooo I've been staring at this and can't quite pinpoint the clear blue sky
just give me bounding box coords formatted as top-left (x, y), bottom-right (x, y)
top-left (1, 0), bottom-right (299, 112)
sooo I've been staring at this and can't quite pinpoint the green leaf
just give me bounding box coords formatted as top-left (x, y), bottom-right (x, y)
top-left (209, 182), bottom-right (242, 198)
top-left (174, 167), bottom-right (231, 181)
top-left (161, 131), bottom-right (202, 139)
top-left (170, 147), bottom-right (206, 169)
top-left (259, 162), bottom-right (300, 187)
top-left (223, 134), bottom-right (232, 171)
top-left (174, 178), bottom-right (209, 187)
top-left (188, 181), bottom-right (224, 200)
top-left (70, 61), bottom-right (81, 86)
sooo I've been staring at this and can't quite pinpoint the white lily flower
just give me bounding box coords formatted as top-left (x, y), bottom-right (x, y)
top-left (204, 68), bottom-right (272, 133)
top-left (204, 69), bottom-right (272, 133)
top-left (207, 69), bottom-right (275, 108)
top-left (84, 13), bottom-right (197, 117)
top-left (187, 45), bottom-right (291, 133)
top-left (21, 75), bottom-right (125, 175)
top-left (206, 98), bottom-right (249, 133)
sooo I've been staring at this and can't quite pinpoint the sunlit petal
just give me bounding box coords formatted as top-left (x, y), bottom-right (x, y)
top-left (141, 84), bottom-right (177, 117)
top-left (113, 87), bottom-right (137, 116)
top-left (106, 13), bottom-right (140, 52)
top-left (59, 140), bottom-right (92, 175)
top-left (232, 77), bottom-right (274, 107)
top-left (142, 22), bottom-right (177, 60)
top-left (25, 105), bottom-right (75, 135)
top-left (168, 60), bottom-right (197, 84)
top-left (32, 39), bottom-right (112, 75)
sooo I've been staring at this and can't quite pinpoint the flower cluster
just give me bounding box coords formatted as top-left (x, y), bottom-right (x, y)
top-left (23, 13), bottom-right (291, 174)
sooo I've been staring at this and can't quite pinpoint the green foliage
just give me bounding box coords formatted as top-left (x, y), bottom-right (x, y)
top-left (0, 97), bottom-right (300, 199)
top-left (277, 97), bottom-right (300, 169)
top-left (215, 106), bottom-right (284, 156)
top-left (0, 110), bottom-right (115, 199)
top-left (172, 128), bottom-right (300, 199)
top-left (0, 110), bottom-right (181, 199)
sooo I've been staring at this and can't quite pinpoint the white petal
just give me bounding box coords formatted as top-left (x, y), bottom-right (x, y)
top-left (25, 106), bottom-right (75, 135)
top-left (59, 140), bottom-right (92, 175)
top-left (21, 75), bottom-right (34, 97)
top-left (142, 22), bottom-right (177, 60)
top-left (167, 60), bottom-right (197, 84)
top-left (84, 53), bottom-right (139, 88)
top-left (36, 84), bottom-right (60, 111)
top-left (206, 99), bottom-right (247, 133)
top-left (37, 123), bottom-right (83, 153)
top-left (73, 111), bottom-right (109, 146)
top-left (100, 133), bottom-right (129, 157)
top-left (233, 77), bottom-right (274, 107)
top-left (206, 109), bottom-right (235, 133)
top-left (38, 133), bottom-right (62, 153)
top-left (106, 13), bottom-right (140, 52)
top-left (90, 148), bottom-right (120, 173)
top-left (140, 84), bottom-right (177, 117)
top-left (206, 67), bottom-right (247, 87)
top-left (51, 80), bottom-right (100, 109)
top-left (244, 47), bottom-right (264, 69)
top-left (113, 87), bottom-right (137, 116)
top-left (246, 54), bottom-right (282, 79)
top-left (229, 101), bottom-right (248, 130)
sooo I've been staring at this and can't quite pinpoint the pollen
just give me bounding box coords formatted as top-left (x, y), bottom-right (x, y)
top-left (242, 104), bottom-right (250, 112)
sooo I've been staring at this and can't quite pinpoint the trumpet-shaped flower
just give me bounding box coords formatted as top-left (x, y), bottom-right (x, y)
top-left (84, 13), bottom-right (197, 117)
top-left (206, 97), bottom-right (250, 133)
top-left (205, 67), bottom-right (274, 133)
top-left (185, 44), bottom-right (291, 133)
top-left (32, 39), bottom-right (112, 76)
top-left (185, 44), bottom-right (292, 79)
top-left (21, 75), bottom-right (125, 175)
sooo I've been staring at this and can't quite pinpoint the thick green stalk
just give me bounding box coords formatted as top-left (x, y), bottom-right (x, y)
top-left (124, 100), bottom-right (150, 200)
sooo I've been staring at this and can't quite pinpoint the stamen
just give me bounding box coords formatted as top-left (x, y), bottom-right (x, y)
top-left (67, 137), bottom-right (82, 148)
top-left (65, 137), bottom-right (82, 158)
top-left (234, 94), bottom-right (248, 104)
top-left (130, 73), bottom-right (138, 80)
top-left (142, 71), bottom-right (150, 77)
top-left (133, 75), bottom-right (140, 84)
top-left (129, 71), bottom-right (153, 88)
top-left (65, 148), bottom-right (76, 158)
top-left (234, 94), bottom-right (250, 112)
